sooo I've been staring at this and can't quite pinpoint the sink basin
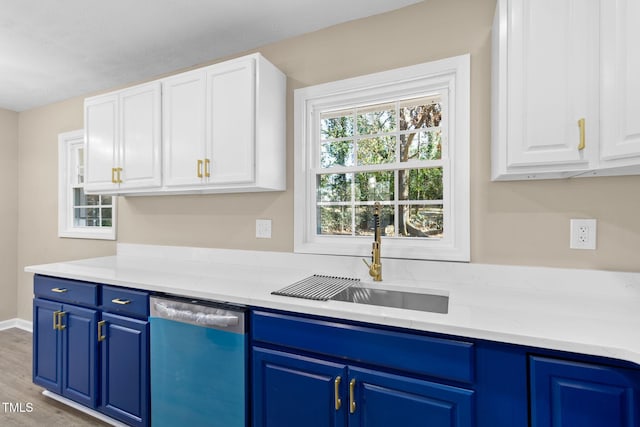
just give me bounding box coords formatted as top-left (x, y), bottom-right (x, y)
top-left (330, 285), bottom-right (449, 314)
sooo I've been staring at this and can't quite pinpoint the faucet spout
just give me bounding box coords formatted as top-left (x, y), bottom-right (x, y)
top-left (366, 202), bottom-right (382, 281)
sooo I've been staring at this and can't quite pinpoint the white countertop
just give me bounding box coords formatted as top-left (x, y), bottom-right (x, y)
top-left (25, 244), bottom-right (640, 366)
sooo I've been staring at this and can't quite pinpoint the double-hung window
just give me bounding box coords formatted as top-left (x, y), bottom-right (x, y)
top-left (294, 55), bottom-right (469, 261)
top-left (58, 129), bottom-right (116, 240)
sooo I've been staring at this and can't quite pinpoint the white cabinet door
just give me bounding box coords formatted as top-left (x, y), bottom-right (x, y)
top-left (162, 70), bottom-right (206, 188)
top-left (119, 82), bottom-right (162, 190)
top-left (492, 0), bottom-right (599, 180)
top-left (85, 94), bottom-right (118, 192)
top-left (206, 57), bottom-right (256, 185)
top-left (599, 0), bottom-right (640, 166)
top-left (84, 82), bottom-right (161, 194)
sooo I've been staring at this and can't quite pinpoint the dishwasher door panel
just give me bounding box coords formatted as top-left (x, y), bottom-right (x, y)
top-left (150, 301), bottom-right (247, 427)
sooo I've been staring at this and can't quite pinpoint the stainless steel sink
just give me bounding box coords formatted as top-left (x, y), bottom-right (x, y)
top-left (330, 286), bottom-right (449, 314)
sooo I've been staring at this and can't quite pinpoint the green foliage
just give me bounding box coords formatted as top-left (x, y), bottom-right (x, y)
top-left (318, 99), bottom-right (444, 237)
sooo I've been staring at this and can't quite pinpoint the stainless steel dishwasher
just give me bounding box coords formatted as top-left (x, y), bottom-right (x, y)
top-left (149, 295), bottom-right (247, 427)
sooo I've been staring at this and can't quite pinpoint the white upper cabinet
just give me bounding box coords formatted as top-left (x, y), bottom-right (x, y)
top-left (85, 53), bottom-right (285, 195)
top-left (84, 82), bottom-right (162, 193)
top-left (589, 0), bottom-right (640, 176)
top-left (161, 53), bottom-right (286, 193)
top-left (492, 0), bottom-right (599, 180)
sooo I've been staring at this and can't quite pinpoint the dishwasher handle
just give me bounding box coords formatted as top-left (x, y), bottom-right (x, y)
top-left (150, 297), bottom-right (245, 333)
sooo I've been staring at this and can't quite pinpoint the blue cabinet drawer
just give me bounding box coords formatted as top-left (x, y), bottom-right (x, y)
top-left (102, 286), bottom-right (149, 318)
top-left (34, 275), bottom-right (98, 307)
top-left (252, 310), bottom-right (475, 384)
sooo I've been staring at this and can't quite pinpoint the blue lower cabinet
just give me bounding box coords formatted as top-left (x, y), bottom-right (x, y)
top-left (32, 276), bottom-right (149, 427)
top-left (33, 298), bottom-right (63, 393)
top-left (253, 347), bottom-right (347, 427)
top-left (252, 347), bottom-right (473, 427)
top-left (61, 304), bottom-right (99, 408)
top-left (33, 298), bottom-right (98, 408)
top-left (349, 367), bottom-right (473, 427)
top-left (530, 356), bottom-right (640, 427)
top-left (100, 312), bottom-right (149, 427)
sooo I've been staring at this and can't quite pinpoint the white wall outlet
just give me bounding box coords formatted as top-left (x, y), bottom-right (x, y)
top-left (570, 219), bottom-right (597, 250)
top-left (256, 219), bottom-right (272, 239)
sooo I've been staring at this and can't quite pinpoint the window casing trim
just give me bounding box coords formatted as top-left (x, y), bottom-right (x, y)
top-left (294, 55), bottom-right (470, 261)
top-left (58, 129), bottom-right (117, 240)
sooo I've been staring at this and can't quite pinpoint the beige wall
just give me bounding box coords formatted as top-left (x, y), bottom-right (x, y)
top-left (15, 0), bottom-right (640, 320)
top-left (1, 108), bottom-right (18, 321)
top-left (16, 97), bottom-right (117, 319)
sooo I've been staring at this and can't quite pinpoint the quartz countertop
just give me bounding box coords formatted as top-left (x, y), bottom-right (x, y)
top-left (25, 244), bottom-right (640, 366)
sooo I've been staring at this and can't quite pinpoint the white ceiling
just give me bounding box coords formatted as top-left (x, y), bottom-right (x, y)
top-left (0, 0), bottom-right (422, 112)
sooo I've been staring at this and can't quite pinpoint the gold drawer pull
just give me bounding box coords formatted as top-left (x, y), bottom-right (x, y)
top-left (334, 376), bottom-right (342, 411)
top-left (51, 287), bottom-right (68, 293)
top-left (111, 298), bottom-right (131, 305)
top-left (349, 378), bottom-right (356, 414)
top-left (98, 320), bottom-right (106, 342)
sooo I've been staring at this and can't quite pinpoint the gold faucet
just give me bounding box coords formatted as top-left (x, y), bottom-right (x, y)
top-left (363, 202), bottom-right (382, 281)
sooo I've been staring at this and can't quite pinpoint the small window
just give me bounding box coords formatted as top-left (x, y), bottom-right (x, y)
top-left (58, 130), bottom-right (116, 240)
top-left (294, 55), bottom-right (470, 261)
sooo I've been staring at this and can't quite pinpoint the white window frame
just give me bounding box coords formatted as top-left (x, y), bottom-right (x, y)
top-left (294, 55), bottom-right (470, 261)
top-left (58, 129), bottom-right (117, 240)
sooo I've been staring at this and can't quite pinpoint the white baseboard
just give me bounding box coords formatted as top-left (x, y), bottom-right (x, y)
top-left (0, 318), bottom-right (33, 333)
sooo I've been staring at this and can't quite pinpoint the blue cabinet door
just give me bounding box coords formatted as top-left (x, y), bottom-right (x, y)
top-left (100, 312), bottom-right (149, 427)
top-left (348, 367), bottom-right (474, 427)
top-left (253, 347), bottom-right (348, 427)
top-left (531, 356), bottom-right (640, 427)
top-left (33, 298), bottom-right (62, 392)
top-left (60, 303), bottom-right (98, 408)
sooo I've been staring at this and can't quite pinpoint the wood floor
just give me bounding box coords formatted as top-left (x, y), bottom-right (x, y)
top-left (0, 328), bottom-right (109, 426)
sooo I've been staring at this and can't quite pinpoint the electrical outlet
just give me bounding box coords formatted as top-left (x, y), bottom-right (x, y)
top-left (570, 219), bottom-right (596, 250)
top-left (256, 219), bottom-right (272, 239)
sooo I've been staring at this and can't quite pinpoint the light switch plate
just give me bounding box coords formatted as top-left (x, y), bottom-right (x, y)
top-left (256, 219), bottom-right (272, 239)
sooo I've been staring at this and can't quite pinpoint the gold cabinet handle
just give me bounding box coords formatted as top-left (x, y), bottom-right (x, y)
top-left (57, 311), bottom-right (66, 330)
top-left (204, 158), bottom-right (211, 178)
top-left (111, 167), bottom-right (116, 183)
top-left (53, 310), bottom-right (61, 330)
top-left (98, 320), bottom-right (106, 342)
top-left (111, 298), bottom-right (131, 305)
top-left (117, 167), bottom-right (123, 183)
top-left (349, 378), bottom-right (356, 414)
top-left (197, 159), bottom-right (203, 178)
top-left (334, 376), bottom-right (342, 411)
top-left (578, 118), bottom-right (586, 150)
top-left (51, 287), bottom-right (68, 293)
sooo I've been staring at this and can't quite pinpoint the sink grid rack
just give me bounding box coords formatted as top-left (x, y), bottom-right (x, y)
top-left (272, 274), bottom-right (360, 301)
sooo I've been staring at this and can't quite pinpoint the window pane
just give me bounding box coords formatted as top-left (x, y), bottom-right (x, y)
top-left (357, 103), bottom-right (396, 135)
top-left (77, 147), bottom-right (85, 184)
top-left (398, 168), bottom-right (443, 201)
top-left (74, 188), bottom-right (100, 206)
top-left (398, 205), bottom-right (443, 238)
top-left (317, 174), bottom-right (352, 202)
top-left (355, 205), bottom-right (394, 236)
top-left (317, 206), bottom-right (353, 235)
top-left (74, 207), bottom-right (99, 227)
top-left (400, 130), bottom-right (442, 161)
top-left (357, 136), bottom-right (396, 165)
top-left (321, 141), bottom-right (354, 168)
top-left (399, 97), bottom-right (442, 130)
top-left (321, 111), bottom-right (354, 139)
top-left (355, 171), bottom-right (394, 202)
top-left (101, 195), bottom-right (113, 206)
